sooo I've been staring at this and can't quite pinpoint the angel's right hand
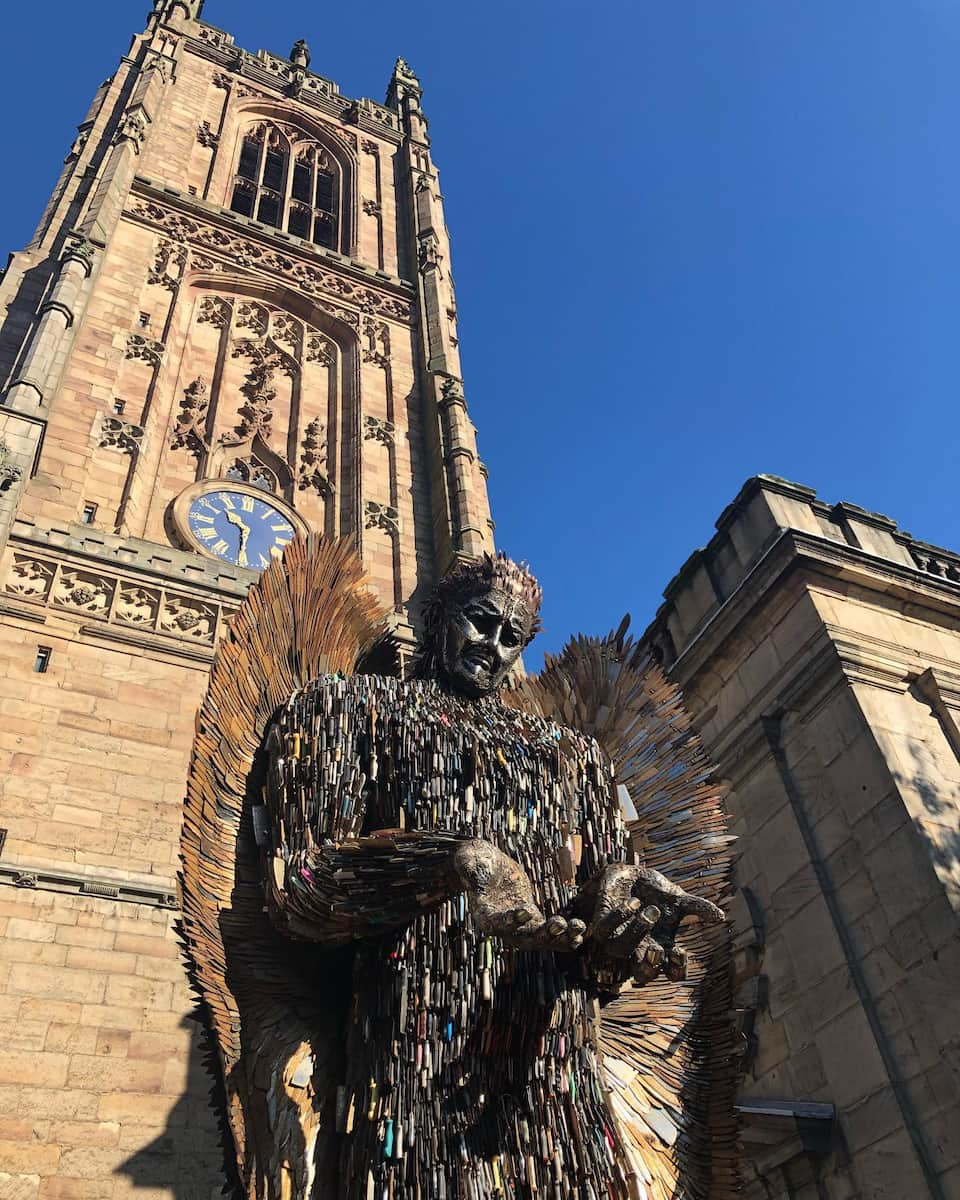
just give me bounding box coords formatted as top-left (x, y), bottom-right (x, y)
top-left (452, 839), bottom-right (585, 951)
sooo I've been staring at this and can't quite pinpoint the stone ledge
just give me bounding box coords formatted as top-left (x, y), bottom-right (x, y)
top-left (0, 862), bottom-right (177, 910)
top-left (130, 177), bottom-right (415, 295)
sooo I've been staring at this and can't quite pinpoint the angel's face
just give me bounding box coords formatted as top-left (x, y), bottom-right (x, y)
top-left (440, 588), bottom-right (531, 697)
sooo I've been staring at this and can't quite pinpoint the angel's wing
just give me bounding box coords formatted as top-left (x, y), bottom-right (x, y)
top-left (504, 627), bottom-right (740, 1200)
top-left (179, 535), bottom-right (388, 1199)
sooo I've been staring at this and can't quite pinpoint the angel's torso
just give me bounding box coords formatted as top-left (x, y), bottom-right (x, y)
top-left (272, 676), bottom-right (631, 1200)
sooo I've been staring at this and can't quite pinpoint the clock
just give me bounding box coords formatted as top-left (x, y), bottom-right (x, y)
top-left (172, 482), bottom-right (308, 570)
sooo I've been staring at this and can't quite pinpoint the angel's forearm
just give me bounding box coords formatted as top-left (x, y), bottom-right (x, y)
top-left (263, 830), bottom-right (465, 945)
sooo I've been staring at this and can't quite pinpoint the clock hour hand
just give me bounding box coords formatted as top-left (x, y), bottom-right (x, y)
top-left (223, 510), bottom-right (250, 534)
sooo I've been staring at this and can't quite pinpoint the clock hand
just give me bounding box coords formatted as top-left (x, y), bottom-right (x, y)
top-left (221, 509), bottom-right (251, 565)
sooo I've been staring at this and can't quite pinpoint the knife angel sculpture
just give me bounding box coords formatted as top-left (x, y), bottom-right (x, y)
top-left (180, 535), bottom-right (739, 1200)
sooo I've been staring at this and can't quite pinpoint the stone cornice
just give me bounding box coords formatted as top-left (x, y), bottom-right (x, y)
top-left (0, 861), bottom-right (176, 909)
top-left (650, 526), bottom-right (960, 690)
top-left (128, 177), bottom-right (414, 316)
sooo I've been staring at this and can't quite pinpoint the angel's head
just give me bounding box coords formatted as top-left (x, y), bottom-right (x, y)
top-left (414, 553), bottom-right (543, 697)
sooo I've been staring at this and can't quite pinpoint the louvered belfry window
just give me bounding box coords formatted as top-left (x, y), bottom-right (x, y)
top-left (230, 124), bottom-right (339, 250)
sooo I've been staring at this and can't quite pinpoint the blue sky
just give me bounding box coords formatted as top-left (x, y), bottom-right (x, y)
top-left (2, 1), bottom-right (958, 661)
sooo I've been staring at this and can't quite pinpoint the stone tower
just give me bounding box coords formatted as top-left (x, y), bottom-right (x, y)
top-left (0, 3), bottom-right (493, 1195)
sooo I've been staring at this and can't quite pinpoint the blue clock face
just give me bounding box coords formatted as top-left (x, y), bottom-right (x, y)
top-left (187, 489), bottom-right (297, 569)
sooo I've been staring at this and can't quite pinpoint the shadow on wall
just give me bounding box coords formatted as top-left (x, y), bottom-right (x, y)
top-left (118, 1010), bottom-right (241, 1200)
top-left (892, 714), bottom-right (960, 886)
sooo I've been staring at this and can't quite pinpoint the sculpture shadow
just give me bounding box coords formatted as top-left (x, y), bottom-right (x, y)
top-left (117, 1008), bottom-right (241, 1200)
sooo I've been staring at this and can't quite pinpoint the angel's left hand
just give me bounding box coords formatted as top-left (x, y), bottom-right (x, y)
top-left (572, 863), bottom-right (724, 987)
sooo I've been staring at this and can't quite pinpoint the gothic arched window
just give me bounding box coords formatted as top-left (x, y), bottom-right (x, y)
top-left (229, 124), bottom-right (339, 250)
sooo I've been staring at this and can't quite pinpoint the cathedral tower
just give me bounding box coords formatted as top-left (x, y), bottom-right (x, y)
top-left (0, 3), bottom-right (493, 1194)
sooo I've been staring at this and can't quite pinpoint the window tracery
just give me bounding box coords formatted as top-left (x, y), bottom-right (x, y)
top-left (229, 123), bottom-right (340, 251)
top-left (224, 456), bottom-right (278, 493)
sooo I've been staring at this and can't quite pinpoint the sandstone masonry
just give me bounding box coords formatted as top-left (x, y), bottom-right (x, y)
top-left (0, 1), bottom-right (493, 1196)
top-left (644, 475), bottom-right (960, 1200)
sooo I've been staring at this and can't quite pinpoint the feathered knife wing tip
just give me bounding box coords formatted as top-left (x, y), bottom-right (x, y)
top-left (505, 619), bottom-right (741, 1200)
top-left (178, 535), bottom-right (389, 1194)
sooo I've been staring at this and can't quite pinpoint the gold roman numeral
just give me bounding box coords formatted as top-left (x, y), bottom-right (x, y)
top-left (241, 495), bottom-right (255, 512)
top-left (212, 539), bottom-right (229, 554)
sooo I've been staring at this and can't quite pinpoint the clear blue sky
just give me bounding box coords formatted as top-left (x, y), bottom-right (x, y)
top-left (3, 1), bottom-right (959, 662)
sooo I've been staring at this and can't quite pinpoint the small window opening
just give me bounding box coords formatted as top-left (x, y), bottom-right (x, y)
top-left (81, 502), bottom-right (97, 525)
top-left (112, 399), bottom-right (125, 415)
top-left (34, 646), bottom-right (52, 674)
top-left (137, 312), bottom-right (150, 329)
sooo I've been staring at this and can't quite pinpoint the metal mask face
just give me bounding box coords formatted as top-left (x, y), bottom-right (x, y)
top-left (439, 587), bottom-right (531, 698)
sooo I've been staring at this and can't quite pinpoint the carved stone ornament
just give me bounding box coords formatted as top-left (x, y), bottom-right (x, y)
top-left (418, 232), bottom-right (443, 271)
top-left (125, 333), bottom-right (165, 368)
top-left (99, 416), bottom-right (145, 454)
top-left (393, 56), bottom-right (420, 85)
top-left (53, 568), bottom-right (114, 616)
top-left (198, 295), bottom-right (232, 329)
top-left (62, 234), bottom-right (96, 271)
top-left (272, 313), bottom-right (303, 354)
top-left (3, 550), bottom-right (235, 645)
top-left (171, 378), bottom-right (209, 457)
top-left (362, 199), bottom-right (382, 218)
top-left (115, 584), bottom-right (161, 627)
top-left (159, 595), bottom-right (216, 642)
top-left (199, 28), bottom-right (230, 49)
top-left (364, 499), bottom-right (400, 536)
top-left (149, 240), bottom-right (188, 290)
top-left (235, 302), bottom-right (270, 337)
top-left (297, 419), bottom-right (332, 496)
top-left (361, 318), bottom-right (390, 368)
top-left (197, 121), bottom-right (220, 149)
top-left (362, 414), bottom-right (395, 447)
top-left (361, 138), bottom-right (379, 156)
top-left (128, 199), bottom-right (412, 322)
top-left (290, 39), bottom-right (311, 69)
top-left (113, 109), bottom-right (148, 151)
top-left (0, 440), bottom-right (24, 491)
top-left (5, 556), bottom-right (55, 601)
top-left (305, 335), bottom-right (336, 366)
top-left (65, 128), bottom-right (90, 161)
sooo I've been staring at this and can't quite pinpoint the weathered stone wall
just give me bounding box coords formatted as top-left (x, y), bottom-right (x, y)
top-left (0, 889), bottom-right (222, 1199)
top-left (646, 476), bottom-right (960, 1200)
